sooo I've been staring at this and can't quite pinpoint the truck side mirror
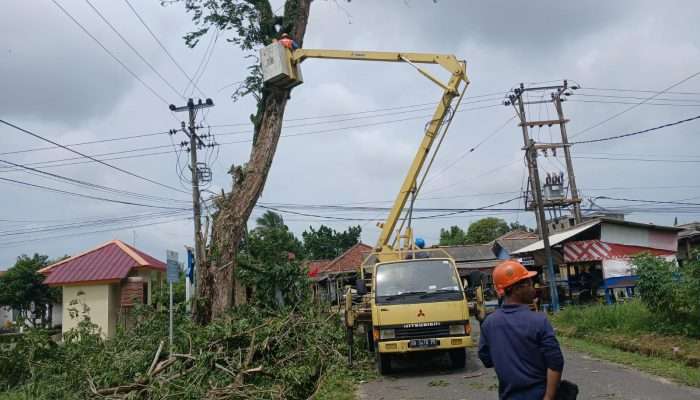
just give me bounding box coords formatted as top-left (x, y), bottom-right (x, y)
top-left (356, 278), bottom-right (367, 295)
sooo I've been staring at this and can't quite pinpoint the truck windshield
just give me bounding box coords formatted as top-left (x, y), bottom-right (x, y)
top-left (375, 259), bottom-right (463, 304)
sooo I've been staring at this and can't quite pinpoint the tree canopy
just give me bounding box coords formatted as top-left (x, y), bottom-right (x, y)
top-left (439, 218), bottom-right (530, 246)
top-left (0, 254), bottom-right (61, 327)
top-left (302, 225), bottom-right (361, 260)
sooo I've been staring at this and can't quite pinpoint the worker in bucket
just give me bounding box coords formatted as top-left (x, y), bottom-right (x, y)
top-left (478, 260), bottom-right (568, 400)
top-left (278, 33), bottom-right (299, 50)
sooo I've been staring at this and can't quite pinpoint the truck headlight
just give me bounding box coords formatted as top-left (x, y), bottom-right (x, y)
top-left (449, 324), bottom-right (466, 335)
top-left (380, 328), bottom-right (395, 340)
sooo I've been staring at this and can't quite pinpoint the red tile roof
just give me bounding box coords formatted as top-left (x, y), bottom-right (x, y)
top-left (319, 243), bottom-right (373, 276)
top-left (307, 260), bottom-right (331, 277)
top-left (42, 240), bottom-right (165, 286)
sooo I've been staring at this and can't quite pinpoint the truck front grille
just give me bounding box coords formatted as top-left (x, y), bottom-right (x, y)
top-left (394, 325), bottom-right (450, 339)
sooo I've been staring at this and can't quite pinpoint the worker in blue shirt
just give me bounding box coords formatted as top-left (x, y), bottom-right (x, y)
top-left (479, 260), bottom-right (565, 400)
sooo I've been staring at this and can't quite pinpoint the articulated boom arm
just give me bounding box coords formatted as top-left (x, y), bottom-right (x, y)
top-left (279, 47), bottom-right (469, 259)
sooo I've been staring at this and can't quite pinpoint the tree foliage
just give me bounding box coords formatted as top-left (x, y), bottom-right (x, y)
top-left (0, 254), bottom-right (60, 327)
top-left (439, 218), bottom-right (516, 245)
top-left (633, 251), bottom-right (700, 335)
top-left (439, 225), bottom-right (467, 246)
top-left (237, 211), bottom-right (308, 308)
top-left (302, 225), bottom-right (361, 260)
top-left (465, 217), bottom-right (509, 244)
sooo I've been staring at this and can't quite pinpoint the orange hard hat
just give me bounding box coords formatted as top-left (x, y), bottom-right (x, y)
top-left (493, 260), bottom-right (537, 294)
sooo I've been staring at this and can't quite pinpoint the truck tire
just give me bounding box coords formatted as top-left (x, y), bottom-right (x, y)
top-left (448, 349), bottom-right (466, 369)
top-left (377, 353), bottom-right (392, 374)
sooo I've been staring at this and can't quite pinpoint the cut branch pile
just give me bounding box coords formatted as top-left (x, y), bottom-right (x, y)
top-left (1, 306), bottom-right (358, 399)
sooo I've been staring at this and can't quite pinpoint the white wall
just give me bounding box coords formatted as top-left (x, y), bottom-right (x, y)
top-left (601, 224), bottom-right (677, 251)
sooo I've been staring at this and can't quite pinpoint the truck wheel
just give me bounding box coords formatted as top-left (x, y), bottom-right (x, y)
top-left (448, 349), bottom-right (466, 369)
top-left (377, 353), bottom-right (392, 374)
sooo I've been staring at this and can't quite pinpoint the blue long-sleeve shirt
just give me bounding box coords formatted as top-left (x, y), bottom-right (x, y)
top-left (478, 304), bottom-right (564, 400)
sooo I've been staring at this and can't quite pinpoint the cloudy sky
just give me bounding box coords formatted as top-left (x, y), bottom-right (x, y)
top-left (1, 0), bottom-right (699, 267)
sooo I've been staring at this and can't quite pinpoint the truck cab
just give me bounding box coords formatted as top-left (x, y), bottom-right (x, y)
top-left (369, 252), bottom-right (472, 374)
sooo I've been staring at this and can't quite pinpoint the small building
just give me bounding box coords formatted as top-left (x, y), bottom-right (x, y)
top-left (40, 240), bottom-right (165, 338)
top-left (677, 222), bottom-right (700, 266)
top-left (439, 230), bottom-right (538, 289)
top-left (310, 243), bottom-right (372, 304)
top-left (511, 218), bottom-right (681, 305)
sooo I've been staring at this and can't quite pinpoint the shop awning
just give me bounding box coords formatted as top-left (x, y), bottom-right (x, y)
top-left (511, 220), bottom-right (600, 255)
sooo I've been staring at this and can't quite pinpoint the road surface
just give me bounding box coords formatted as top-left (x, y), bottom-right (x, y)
top-left (358, 337), bottom-right (700, 400)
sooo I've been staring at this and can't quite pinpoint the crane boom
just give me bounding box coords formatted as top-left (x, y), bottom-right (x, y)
top-left (261, 44), bottom-right (469, 260)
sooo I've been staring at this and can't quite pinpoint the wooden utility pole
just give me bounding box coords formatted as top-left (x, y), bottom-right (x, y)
top-left (527, 138), bottom-right (560, 312)
top-left (169, 98), bottom-right (214, 315)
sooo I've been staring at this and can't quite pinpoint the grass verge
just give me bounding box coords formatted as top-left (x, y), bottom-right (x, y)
top-left (314, 360), bottom-right (376, 400)
top-left (561, 336), bottom-right (700, 388)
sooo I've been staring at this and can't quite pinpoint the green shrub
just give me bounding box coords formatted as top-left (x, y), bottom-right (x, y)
top-left (632, 252), bottom-right (700, 336)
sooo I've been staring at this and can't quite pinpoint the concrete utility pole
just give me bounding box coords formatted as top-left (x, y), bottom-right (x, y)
top-left (169, 98), bottom-right (214, 307)
top-left (553, 89), bottom-right (582, 223)
top-left (505, 80), bottom-right (583, 313)
top-left (507, 81), bottom-right (582, 228)
top-left (527, 138), bottom-right (560, 312)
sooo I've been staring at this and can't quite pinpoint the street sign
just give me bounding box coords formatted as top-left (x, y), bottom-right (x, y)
top-left (166, 250), bottom-right (179, 283)
top-left (166, 249), bottom-right (179, 351)
top-left (518, 256), bottom-right (535, 266)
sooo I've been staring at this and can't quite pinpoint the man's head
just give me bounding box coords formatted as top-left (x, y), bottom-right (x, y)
top-left (493, 260), bottom-right (537, 305)
top-left (280, 33), bottom-right (290, 39)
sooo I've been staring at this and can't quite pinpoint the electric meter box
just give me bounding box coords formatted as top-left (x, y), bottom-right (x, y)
top-left (260, 42), bottom-right (303, 89)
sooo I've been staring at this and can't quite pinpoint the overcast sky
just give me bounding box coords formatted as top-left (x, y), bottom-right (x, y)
top-left (1, 0), bottom-right (699, 267)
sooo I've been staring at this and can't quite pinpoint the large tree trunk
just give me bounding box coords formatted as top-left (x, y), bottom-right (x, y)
top-left (194, 0), bottom-right (312, 324)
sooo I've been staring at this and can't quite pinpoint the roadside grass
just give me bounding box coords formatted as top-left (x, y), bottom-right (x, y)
top-left (315, 359), bottom-right (376, 400)
top-left (561, 336), bottom-right (700, 388)
top-left (552, 301), bottom-right (700, 366)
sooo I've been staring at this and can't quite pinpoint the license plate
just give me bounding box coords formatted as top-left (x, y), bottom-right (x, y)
top-left (409, 338), bottom-right (439, 348)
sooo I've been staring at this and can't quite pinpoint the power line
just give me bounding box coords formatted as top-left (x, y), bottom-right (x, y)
top-left (50, 0), bottom-right (172, 107)
top-left (569, 100), bottom-right (700, 107)
top-left (425, 115), bottom-right (516, 184)
top-left (0, 157), bottom-right (190, 205)
top-left (0, 119), bottom-right (190, 194)
top-left (257, 196), bottom-right (523, 222)
top-left (83, 0), bottom-right (184, 100)
top-left (569, 114), bottom-right (700, 145)
top-left (0, 216), bottom-right (190, 249)
top-left (0, 210), bottom-right (187, 237)
top-left (574, 156), bottom-right (700, 164)
top-left (123, 0), bottom-right (206, 98)
top-left (0, 176), bottom-right (189, 210)
top-left (1, 96), bottom-right (503, 157)
top-left (185, 28), bottom-right (218, 96)
top-left (0, 103), bottom-right (505, 172)
top-left (575, 93), bottom-right (700, 103)
top-left (594, 195), bottom-right (700, 207)
top-left (580, 87), bottom-right (700, 96)
top-left (571, 70), bottom-right (700, 138)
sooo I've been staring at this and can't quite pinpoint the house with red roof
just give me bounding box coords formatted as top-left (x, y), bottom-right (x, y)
top-left (308, 242), bottom-right (372, 304)
top-left (40, 240), bottom-right (166, 338)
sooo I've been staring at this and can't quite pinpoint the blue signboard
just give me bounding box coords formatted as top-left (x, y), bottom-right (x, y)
top-left (166, 250), bottom-right (179, 283)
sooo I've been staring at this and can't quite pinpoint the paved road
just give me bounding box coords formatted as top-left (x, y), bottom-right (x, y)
top-left (358, 340), bottom-right (700, 400)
